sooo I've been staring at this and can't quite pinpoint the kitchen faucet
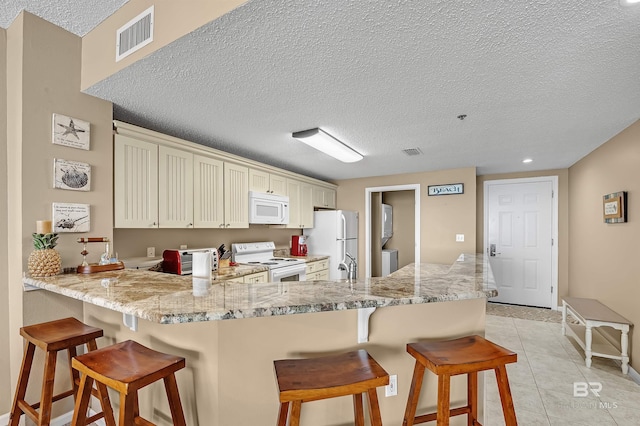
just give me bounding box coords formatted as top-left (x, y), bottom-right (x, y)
top-left (339, 252), bottom-right (357, 281)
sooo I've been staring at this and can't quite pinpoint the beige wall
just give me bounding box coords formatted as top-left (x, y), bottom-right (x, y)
top-left (4, 12), bottom-right (114, 415)
top-left (336, 167), bottom-right (477, 266)
top-left (81, 0), bottom-right (248, 89)
top-left (85, 298), bottom-right (486, 425)
top-left (476, 169), bottom-right (570, 301)
top-left (114, 227), bottom-right (305, 260)
top-left (0, 27), bottom-right (10, 413)
top-left (568, 119), bottom-right (640, 372)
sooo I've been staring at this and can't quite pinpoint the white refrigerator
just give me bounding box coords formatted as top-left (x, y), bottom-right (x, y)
top-left (303, 210), bottom-right (358, 280)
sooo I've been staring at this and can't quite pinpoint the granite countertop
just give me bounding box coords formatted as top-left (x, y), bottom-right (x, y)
top-left (23, 253), bottom-right (496, 324)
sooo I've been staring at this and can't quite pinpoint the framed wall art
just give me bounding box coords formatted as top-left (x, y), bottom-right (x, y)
top-left (53, 159), bottom-right (91, 191)
top-left (52, 203), bottom-right (90, 233)
top-left (52, 113), bottom-right (90, 150)
top-left (603, 191), bottom-right (627, 224)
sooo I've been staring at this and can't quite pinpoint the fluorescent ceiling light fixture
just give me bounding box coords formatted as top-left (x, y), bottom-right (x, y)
top-left (522, 158), bottom-right (533, 163)
top-left (292, 128), bottom-right (363, 163)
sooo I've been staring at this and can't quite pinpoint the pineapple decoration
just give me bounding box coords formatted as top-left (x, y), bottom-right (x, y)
top-left (28, 232), bottom-right (62, 277)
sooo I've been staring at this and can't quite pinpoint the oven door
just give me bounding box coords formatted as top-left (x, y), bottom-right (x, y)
top-left (270, 263), bottom-right (306, 282)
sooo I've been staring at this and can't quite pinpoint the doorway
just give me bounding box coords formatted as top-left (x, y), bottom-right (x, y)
top-left (365, 184), bottom-right (420, 278)
top-left (483, 177), bottom-right (558, 309)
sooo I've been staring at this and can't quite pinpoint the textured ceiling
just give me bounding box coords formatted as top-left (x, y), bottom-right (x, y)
top-left (0, 0), bottom-right (128, 36)
top-left (5, 1), bottom-right (640, 181)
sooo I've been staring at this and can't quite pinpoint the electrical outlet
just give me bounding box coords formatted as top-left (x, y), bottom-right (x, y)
top-left (146, 247), bottom-right (155, 257)
top-left (385, 374), bottom-right (397, 397)
top-left (180, 244), bottom-right (187, 250)
top-left (456, 234), bottom-right (465, 242)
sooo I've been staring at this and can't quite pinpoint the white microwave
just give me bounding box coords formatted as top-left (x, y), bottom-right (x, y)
top-left (248, 191), bottom-right (290, 224)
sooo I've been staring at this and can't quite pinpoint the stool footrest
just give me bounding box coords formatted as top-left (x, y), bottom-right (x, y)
top-left (414, 406), bottom-right (475, 424)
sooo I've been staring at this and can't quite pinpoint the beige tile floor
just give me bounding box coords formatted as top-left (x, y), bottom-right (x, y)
top-left (484, 311), bottom-right (640, 425)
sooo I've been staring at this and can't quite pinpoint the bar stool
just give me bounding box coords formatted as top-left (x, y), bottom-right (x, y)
top-left (274, 349), bottom-right (389, 426)
top-left (403, 335), bottom-right (517, 426)
top-left (71, 339), bottom-right (187, 426)
top-left (10, 317), bottom-right (114, 426)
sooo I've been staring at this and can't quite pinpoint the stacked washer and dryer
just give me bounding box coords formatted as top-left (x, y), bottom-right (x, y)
top-left (381, 203), bottom-right (398, 277)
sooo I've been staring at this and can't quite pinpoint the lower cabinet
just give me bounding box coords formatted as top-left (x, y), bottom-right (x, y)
top-left (226, 271), bottom-right (269, 283)
top-left (306, 259), bottom-right (329, 281)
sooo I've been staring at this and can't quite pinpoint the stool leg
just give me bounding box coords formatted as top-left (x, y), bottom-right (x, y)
top-left (71, 373), bottom-right (94, 426)
top-left (494, 365), bottom-right (517, 425)
top-left (164, 373), bottom-right (187, 426)
top-left (437, 374), bottom-right (451, 426)
top-left (467, 372), bottom-right (478, 425)
top-left (85, 339), bottom-right (116, 426)
top-left (367, 388), bottom-right (383, 426)
top-left (119, 392), bottom-right (136, 426)
top-left (67, 346), bottom-right (80, 397)
top-left (277, 402), bottom-right (289, 426)
top-left (289, 400), bottom-right (302, 426)
top-left (38, 349), bottom-right (58, 425)
top-left (403, 361), bottom-right (426, 426)
top-left (353, 393), bottom-right (364, 426)
top-left (9, 342), bottom-right (36, 426)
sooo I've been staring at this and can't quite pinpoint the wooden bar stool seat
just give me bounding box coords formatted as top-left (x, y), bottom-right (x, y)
top-left (274, 349), bottom-right (389, 426)
top-left (71, 339), bottom-right (186, 426)
top-left (403, 335), bottom-right (518, 426)
top-left (10, 317), bottom-right (114, 426)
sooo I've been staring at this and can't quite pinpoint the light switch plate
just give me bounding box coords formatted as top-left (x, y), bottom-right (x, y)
top-left (456, 234), bottom-right (465, 242)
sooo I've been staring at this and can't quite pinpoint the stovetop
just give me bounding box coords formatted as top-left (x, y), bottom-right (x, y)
top-left (232, 242), bottom-right (306, 270)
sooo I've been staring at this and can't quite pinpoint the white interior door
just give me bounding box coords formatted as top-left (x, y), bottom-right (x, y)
top-left (485, 178), bottom-right (555, 308)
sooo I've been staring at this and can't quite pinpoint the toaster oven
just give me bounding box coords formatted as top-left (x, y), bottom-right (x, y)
top-left (162, 248), bottom-right (219, 275)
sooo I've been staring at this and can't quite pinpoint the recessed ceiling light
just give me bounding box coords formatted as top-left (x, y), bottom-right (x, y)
top-left (620, 0), bottom-right (640, 6)
top-left (522, 158), bottom-right (533, 164)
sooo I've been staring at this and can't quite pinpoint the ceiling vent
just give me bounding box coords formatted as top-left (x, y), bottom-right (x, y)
top-left (116, 6), bottom-right (154, 62)
top-left (402, 148), bottom-right (423, 156)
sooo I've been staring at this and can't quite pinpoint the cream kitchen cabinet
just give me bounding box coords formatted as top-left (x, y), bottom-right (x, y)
top-left (305, 259), bottom-right (329, 281)
top-left (225, 271), bottom-right (269, 283)
top-left (193, 154), bottom-right (224, 228)
top-left (243, 271), bottom-right (269, 283)
top-left (312, 186), bottom-right (336, 209)
top-left (193, 156), bottom-right (249, 228)
top-left (116, 134), bottom-right (248, 229)
top-left (286, 179), bottom-right (314, 229)
top-left (115, 137), bottom-right (194, 228)
top-left (158, 146), bottom-right (194, 228)
top-left (248, 169), bottom-right (287, 195)
top-left (114, 135), bottom-right (159, 228)
top-left (222, 162), bottom-right (250, 228)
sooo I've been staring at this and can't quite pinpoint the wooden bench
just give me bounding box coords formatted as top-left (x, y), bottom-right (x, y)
top-left (562, 297), bottom-right (632, 374)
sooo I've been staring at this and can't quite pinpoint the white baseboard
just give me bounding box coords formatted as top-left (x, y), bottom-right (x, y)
top-left (628, 364), bottom-right (640, 385)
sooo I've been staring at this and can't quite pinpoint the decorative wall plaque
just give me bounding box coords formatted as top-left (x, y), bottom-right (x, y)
top-left (603, 191), bottom-right (627, 224)
top-left (428, 183), bottom-right (464, 196)
top-left (52, 113), bottom-right (90, 150)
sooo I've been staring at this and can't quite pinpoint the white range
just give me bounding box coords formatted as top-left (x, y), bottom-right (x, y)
top-left (231, 242), bottom-right (307, 282)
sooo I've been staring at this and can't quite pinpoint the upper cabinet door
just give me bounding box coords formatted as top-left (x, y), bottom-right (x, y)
top-left (194, 154), bottom-right (224, 228)
top-left (158, 146), bottom-right (194, 228)
top-left (269, 174), bottom-right (288, 196)
top-left (249, 169), bottom-right (270, 193)
top-left (249, 169), bottom-right (287, 196)
top-left (224, 162), bottom-right (249, 228)
top-left (114, 135), bottom-right (159, 228)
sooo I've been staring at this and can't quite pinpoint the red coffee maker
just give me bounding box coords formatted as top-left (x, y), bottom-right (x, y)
top-left (291, 235), bottom-right (308, 256)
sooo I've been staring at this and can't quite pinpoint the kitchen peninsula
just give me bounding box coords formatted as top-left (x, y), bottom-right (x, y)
top-left (24, 254), bottom-right (497, 425)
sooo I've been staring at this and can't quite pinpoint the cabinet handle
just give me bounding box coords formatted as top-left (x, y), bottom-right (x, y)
top-left (226, 224), bottom-right (230, 228)
top-left (151, 222), bottom-right (157, 227)
top-left (187, 223), bottom-right (193, 227)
